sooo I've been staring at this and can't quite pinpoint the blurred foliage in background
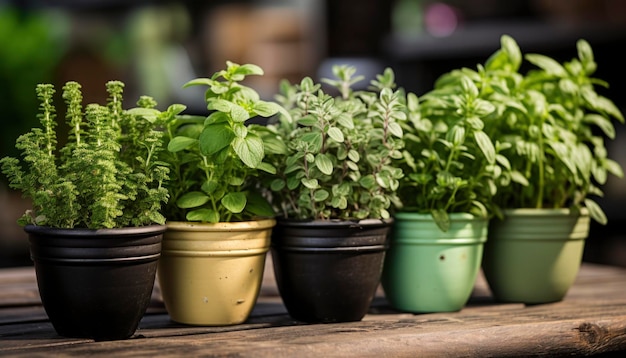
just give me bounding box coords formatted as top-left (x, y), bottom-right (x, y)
top-left (0, 5), bottom-right (68, 160)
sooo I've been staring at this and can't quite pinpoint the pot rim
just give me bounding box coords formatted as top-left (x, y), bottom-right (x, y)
top-left (24, 224), bottom-right (166, 238)
top-left (499, 207), bottom-right (589, 217)
top-left (275, 217), bottom-right (393, 229)
top-left (166, 218), bottom-right (276, 232)
top-left (394, 212), bottom-right (485, 221)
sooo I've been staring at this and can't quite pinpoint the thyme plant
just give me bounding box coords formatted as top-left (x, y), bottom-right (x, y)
top-left (162, 61), bottom-right (280, 223)
top-left (0, 81), bottom-right (177, 229)
top-left (261, 65), bottom-right (405, 220)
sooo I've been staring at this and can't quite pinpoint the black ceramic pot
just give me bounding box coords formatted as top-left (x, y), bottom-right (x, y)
top-left (25, 224), bottom-right (165, 341)
top-left (271, 218), bottom-right (392, 323)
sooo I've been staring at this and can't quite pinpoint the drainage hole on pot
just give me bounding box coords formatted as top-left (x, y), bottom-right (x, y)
top-left (439, 255), bottom-right (445, 261)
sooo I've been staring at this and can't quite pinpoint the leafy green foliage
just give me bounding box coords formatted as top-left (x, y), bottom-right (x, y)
top-left (161, 61), bottom-right (278, 223)
top-left (0, 6), bottom-right (66, 160)
top-left (261, 65), bottom-right (405, 220)
top-left (398, 71), bottom-right (504, 232)
top-left (463, 35), bottom-right (624, 224)
top-left (0, 81), bottom-right (176, 228)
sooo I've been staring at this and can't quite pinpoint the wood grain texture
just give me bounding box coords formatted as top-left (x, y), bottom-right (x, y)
top-left (1, 262), bottom-right (625, 357)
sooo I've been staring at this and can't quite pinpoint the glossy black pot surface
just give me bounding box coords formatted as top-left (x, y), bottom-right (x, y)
top-left (271, 219), bottom-right (392, 323)
top-left (25, 225), bottom-right (165, 341)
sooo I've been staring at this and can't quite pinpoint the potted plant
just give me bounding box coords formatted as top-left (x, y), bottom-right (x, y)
top-left (259, 65), bottom-right (406, 323)
top-left (0, 80), bottom-right (176, 340)
top-left (156, 61), bottom-right (280, 325)
top-left (477, 35), bottom-right (625, 303)
top-left (380, 68), bottom-right (503, 313)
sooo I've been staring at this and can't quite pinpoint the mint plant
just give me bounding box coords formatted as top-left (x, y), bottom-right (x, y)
top-left (398, 71), bottom-right (504, 232)
top-left (475, 35), bottom-right (624, 224)
top-left (261, 65), bottom-right (405, 220)
top-left (162, 61), bottom-right (280, 223)
top-left (0, 80), bottom-right (177, 229)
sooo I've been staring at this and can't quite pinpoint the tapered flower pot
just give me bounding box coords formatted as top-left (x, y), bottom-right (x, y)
top-left (381, 212), bottom-right (487, 313)
top-left (25, 224), bottom-right (165, 341)
top-left (271, 218), bottom-right (392, 323)
top-left (157, 219), bottom-right (275, 325)
top-left (482, 208), bottom-right (590, 304)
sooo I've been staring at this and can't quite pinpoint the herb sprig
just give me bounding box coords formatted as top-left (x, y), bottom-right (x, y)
top-left (0, 81), bottom-right (177, 228)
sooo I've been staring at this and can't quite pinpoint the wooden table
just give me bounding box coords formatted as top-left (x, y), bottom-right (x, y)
top-left (1, 259), bottom-right (626, 357)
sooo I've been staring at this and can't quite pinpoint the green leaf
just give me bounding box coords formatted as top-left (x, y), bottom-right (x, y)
top-left (246, 192), bottom-right (275, 217)
top-left (232, 134), bottom-right (264, 168)
top-left (236, 63), bottom-right (264, 76)
top-left (229, 177), bottom-right (245, 186)
top-left (359, 175), bottom-right (376, 189)
top-left (201, 179), bottom-right (219, 194)
top-left (584, 114), bottom-right (616, 139)
top-left (199, 123), bottom-right (235, 155)
top-left (257, 162), bottom-right (277, 174)
top-left (346, 161), bottom-right (359, 171)
top-left (604, 158), bottom-right (624, 178)
top-left (331, 196), bottom-right (348, 209)
top-left (301, 178), bottom-right (319, 189)
top-left (448, 126), bottom-right (465, 146)
top-left (509, 171), bottom-right (529, 186)
top-left (177, 191), bottom-right (210, 209)
top-left (388, 122), bottom-right (403, 138)
top-left (168, 136), bottom-right (197, 152)
top-left (186, 208), bottom-right (219, 223)
top-left (253, 101), bottom-right (281, 117)
top-left (126, 108), bottom-right (160, 123)
top-left (431, 209), bottom-right (450, 232)
top-left (584, 198), bottom-right (607, 225)
top-left (526, 53), bottom-right (568, 77)
top-left (230, 103), bottom-right (250, 122)
top-left (327, 127), bottom-right (344, 142)
top-left (222, 192), bottom-right (246, 213)
top-left (271, 179), bottom-right (286, 191)
top-left (315, 153), bottom-right (333, 175)
top-left (183, 78), bottom-right (213, 88)
top-left (474, 131), bottom-right (496, 164)
top-left (337, 113), bottom-right (354, 129)
top-left (297, 116), bottom-right (319, 127)
top-left (348, 149), bottom-right (360, 162)
top-left (208, 99), bottom-right (233, 112)
top-left (301, 132), bottom-right (323, 152)
top-left (313, 189), bottom-right (329, 202)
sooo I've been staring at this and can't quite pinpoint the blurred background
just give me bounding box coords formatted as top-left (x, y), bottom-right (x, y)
top-left (1, 0), bottom-right (625, 267)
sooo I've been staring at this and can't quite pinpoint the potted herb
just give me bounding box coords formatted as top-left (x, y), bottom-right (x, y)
top-left (477, 35), bottom-right (625, 303)
top-left (156, 61), bottom-right (280, 325)
top-left (0, 81), bottom-right (176, 340)
top-left (380, 70), bottom-right (503, 313)
top-left (259, 65), bottom-right (406, 323)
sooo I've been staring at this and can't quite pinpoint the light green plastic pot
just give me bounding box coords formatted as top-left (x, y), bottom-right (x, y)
top-left (381, 212), bottom-right (488, 313)
top-left (482, 208), bottom-right (590, 304)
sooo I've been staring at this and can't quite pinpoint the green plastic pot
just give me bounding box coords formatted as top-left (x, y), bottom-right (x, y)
top-left (381, 212), bottom-right (487, 313)
top-left (482, 208), bottom-right (590, 304)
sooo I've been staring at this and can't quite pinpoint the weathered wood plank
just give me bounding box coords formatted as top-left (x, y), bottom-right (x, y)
top-left (0, 263), bottom-right (625, 357)
top-left (2, 315), bottom-right (625, 357)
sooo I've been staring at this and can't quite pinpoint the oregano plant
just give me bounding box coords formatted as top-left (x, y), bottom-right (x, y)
top-left (260, 65), bottom-right (405, 220)
top-left (398, 72), bottom-right (505, 232)
top-left (477, 35), bottom-right (625, 224)
top-left (0, 80), bottom-right (179, 229)
top-left (162, 61), bottom-right (280, 223)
